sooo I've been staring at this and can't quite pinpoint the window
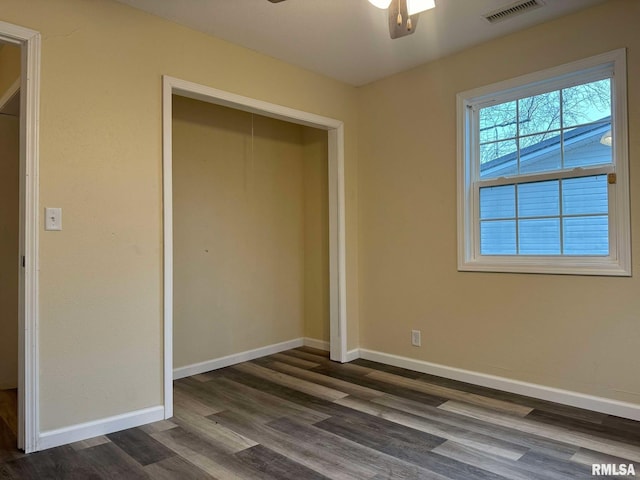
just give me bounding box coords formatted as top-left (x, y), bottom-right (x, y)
top-left (457, 50), bottom-right (630, 275)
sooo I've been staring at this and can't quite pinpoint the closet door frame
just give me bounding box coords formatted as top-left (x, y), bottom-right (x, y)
top-left (161, 76), bottom-right (348, 419)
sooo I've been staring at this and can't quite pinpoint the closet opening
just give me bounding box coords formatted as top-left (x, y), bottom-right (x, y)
top-left (162, 77), bottom-right (347, 418)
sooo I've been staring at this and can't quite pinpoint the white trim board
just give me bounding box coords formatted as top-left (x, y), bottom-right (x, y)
top-left (174, 338), bottom-right (340, 379)
top-left (359, 349), bottom-right (640, 421)
top-left (0, 77), bottom-right (19, 112)
top-left (38, 406), bottom-right (164, 451)
top-left (173, 338), bottom-right (305, 380)
top-left (0, 20), bottom-right (41, 454)
top-left (162, 76), bottom-right (349, 419)
top-left (303, 337), bottom-right (330, 351)
top-left (345, 349), bottom-right (360, 363)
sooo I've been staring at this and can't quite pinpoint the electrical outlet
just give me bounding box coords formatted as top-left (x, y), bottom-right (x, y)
top-left (411, 330), bottom-right (421, 347)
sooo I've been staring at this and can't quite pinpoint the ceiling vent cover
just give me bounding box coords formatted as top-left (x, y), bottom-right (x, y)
top-left (483, 0), bottom-right (545, 23)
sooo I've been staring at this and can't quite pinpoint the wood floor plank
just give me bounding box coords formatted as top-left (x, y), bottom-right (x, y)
top-left (372, 394), bottom-right (579, 460)
top-left (373, 368), bottom-right (609, 426)
top-left (151, 428), bottom-right (264, 480)
top-left (517, 450), bottom-right (595, 479)
top-left (211, 409), bottom-right (378, 480)
top-left (312, 416), bottom-right (507, 480)
top-left (140, 420), bottom-right (179, 435)
top-left (440, 400), bottom-right (640, 463)
top-left (107, 427), bottom-right (175, 466)
top-left (570, 446), bottom-right (640, 469)
top-left (3, 446), bottom-right (101, 480)
top-left (335, 396), bottom-right (528, 461)
top-left (367, 370), bottom-right (533, 417)
top-left (175, 379), bottom-right (278, 425)
top-left (265, 361), bottom-right (385, 400)
top-left (143, 455), bottom-right (215, 480)
top-left (432, 441), bottom-right (576, 480)
top-left (180, 374), bottom-right (330, 424)
top-left (235, 444), bottom-right (331, 480)
top-left (70, 435), bottom-right (111, 451)
top-left (312, 365), bottom-right (449, 407)
top-left (526, 408), bottom-right (640, 446)
top-left (313, 411), bottom-right (446, 451)
top-left (232, 362), bottom-right (349, 401)
top-left (77, 442), bottom-right (149, 479)
top-left (266, 415), bottom-right (455, 480)
top-left (173, 388), bottom-right (222, 417)
top-left (295, 346), bottom-right (331, 358)
top-left (278, 349), bottom-right (333, 364)
top-left (212, 368), bottom-right (356, 419)
top-left (172, 404), bottom-right (258, 454)
top-left (269, 352), bottom-right (321, 369)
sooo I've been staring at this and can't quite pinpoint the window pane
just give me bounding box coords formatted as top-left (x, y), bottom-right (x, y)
top-left (563, 216), bottom-right (609, 255)
top-left (480, 139), bottom-right (517, 179)
top-left (480, 101), bottom-right (517, 143)
top-left (564, 122), bottom-right (612, 168)
top-left (519, 219), bottom-right (560, 255)
top-left (481, 220), bottom-right (516, 255)
top-left (480, 185), bottom-right (515, 219)
top-left (519, 90), bottom-right (560, 136)
top-left (562, 79), bottom-right (611, 128)
top-left (518, 181), bottom-right (559, 218)
top-left (562, 175), bottom-right (608, 215)
top-left (519, 132), bottom-right (562, 174)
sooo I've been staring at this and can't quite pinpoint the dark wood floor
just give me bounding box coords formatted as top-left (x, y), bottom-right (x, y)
top-left (1, 347), bottom-right (639, 479)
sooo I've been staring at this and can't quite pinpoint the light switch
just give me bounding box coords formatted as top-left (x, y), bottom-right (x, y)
top-left (45, 208), bottom-right (62, 231)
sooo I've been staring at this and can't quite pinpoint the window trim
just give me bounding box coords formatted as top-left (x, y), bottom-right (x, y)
top-left (457, 49), bottom-right (631, 276)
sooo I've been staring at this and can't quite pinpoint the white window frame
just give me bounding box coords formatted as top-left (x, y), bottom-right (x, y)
top-left (457, 49), bottom-right (631, 276)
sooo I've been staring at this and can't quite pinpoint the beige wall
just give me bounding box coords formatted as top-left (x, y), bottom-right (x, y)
top-left (358, 0), bottom-right (640, 404)
top-left (0, 114), bottom-right (19, 389)
top-left (1, 0), bottom-right (636, 437)
top-left (172, 97), bottom-right (328, 367)
top-left (0, 0), bottom-right (358, 431)
top-left (303, 127), bottom-right (330, 343)
top-left (0, 43), bottom-right (20, 97)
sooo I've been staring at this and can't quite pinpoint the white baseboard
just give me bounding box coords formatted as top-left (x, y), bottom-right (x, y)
top-left (359, 349), bottom-right (640, 421)
top-left (303, 337), bottom-right (330, 351)
top-left (38, 405), bottom-right (165, 451)
top-left (345, 348), bottom-right (361, 362)
top-left (302, 339), bottom-right (360, 363)
top-left (173, 338), bottom-right (305, 380)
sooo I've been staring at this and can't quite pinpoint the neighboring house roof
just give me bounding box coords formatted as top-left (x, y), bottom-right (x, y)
top-left (481, 117), bottom-right (612, 178)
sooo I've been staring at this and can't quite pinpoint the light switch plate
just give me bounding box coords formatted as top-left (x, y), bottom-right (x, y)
top-left (45, 208), bottom-right (62, 231)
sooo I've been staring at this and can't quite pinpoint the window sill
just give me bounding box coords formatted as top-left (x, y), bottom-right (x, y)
top-left (458, 256), bottom-right (631, 276)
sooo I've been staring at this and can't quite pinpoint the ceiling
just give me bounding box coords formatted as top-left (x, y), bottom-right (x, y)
top-left (116, 0), bottom-right (608, 86)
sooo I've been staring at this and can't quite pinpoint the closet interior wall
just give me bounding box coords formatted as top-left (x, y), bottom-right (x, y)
top-left (172, 96), bottom-right (329, 370)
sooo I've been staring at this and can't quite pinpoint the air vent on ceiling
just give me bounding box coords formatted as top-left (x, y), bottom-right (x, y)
top-left (483, 0), bottom-right (545, 24)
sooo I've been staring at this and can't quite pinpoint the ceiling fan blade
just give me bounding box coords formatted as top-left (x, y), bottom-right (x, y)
top-left (267, 0), bottom-right (287, 3)
top-left (388, 0), bottom-right (419, 39)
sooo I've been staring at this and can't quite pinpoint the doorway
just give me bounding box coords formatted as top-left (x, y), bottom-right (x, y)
top-left (162, 76), bottom-right (347, 418)
top-left (0, 40), bottom-right (20, 454)
top-left (0, 21), bottom-right (40, 453)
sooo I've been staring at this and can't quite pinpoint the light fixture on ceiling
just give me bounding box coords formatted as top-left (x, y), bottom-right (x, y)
top-left (368, 0), bottom-right (435, 15)
top-left (368, 0), bottom-right (435, 38)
